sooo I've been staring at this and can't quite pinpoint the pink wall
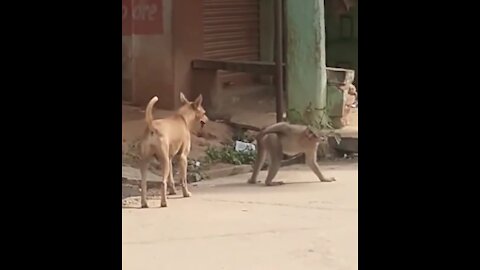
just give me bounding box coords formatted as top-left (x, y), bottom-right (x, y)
top-left (122, 0), bottom-right (175, 109)
top-left (172, 0), bottom-right (204, 106)
top-left (122, 0), bottom-right (206, 110)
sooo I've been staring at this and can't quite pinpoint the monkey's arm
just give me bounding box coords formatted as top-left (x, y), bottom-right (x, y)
top-left (305, 147), bottom-right (336, 182)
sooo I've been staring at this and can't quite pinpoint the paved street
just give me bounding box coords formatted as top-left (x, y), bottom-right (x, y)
top-left (122, 162), bottom-right (358, 270)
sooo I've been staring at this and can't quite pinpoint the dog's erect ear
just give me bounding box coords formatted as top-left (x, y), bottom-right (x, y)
top-left (179, 92), bottom-right (189, 104)
top-left (193, 94), bottom-right (203, 108)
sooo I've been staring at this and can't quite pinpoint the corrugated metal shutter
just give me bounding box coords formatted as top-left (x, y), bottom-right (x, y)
top-left (203, 0), bottom-right (260, 86)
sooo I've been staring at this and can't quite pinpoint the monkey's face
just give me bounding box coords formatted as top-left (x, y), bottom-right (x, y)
top-left (305, 128), bottom-right (331, 144)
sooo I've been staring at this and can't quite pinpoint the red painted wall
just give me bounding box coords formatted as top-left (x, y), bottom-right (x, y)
top-left (122, 0), bottom-right (164, 35)
top-left (122, 0), bottom-right (174, 109)
top-left (122, 0), bottom-right (206, 110)
top-left (172, 0), bottom-right (204, 107)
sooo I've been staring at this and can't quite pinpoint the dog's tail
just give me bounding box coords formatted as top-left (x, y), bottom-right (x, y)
top-left (145, 96), bottom-right (159, 131)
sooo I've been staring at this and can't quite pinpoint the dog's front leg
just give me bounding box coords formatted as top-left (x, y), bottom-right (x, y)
top-left (178, 155), bottom-right (192, 197)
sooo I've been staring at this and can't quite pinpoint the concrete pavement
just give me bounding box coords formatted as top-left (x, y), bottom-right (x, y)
top-left (122, 161), bottom-right (358, 270)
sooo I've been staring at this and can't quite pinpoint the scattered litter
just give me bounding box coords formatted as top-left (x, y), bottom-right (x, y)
top-left (234, 141), bottom-right (256, 152)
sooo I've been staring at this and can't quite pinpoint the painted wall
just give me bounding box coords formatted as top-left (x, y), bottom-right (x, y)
top-left (122, 0), bottom-right (208, 109)
top-left (172, 0), bottom-right (204, 107)
top-left (122, 0), bottom-right (175, 109)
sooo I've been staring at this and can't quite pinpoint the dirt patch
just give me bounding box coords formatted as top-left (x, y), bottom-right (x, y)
top-left (191, 121), bottom-right (234, 159)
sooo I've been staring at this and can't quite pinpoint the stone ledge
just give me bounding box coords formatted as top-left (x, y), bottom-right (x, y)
top-left (326, 67), bottom-right (355, 85)
top-left (203, 164), bottom-right (252, 179)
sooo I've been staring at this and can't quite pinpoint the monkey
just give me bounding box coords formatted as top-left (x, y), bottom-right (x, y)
top-left (248, 122), bottom-right (338, 186)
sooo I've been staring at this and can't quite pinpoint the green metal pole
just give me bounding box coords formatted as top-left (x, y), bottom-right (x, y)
top-left (285, 0), bottom-right (329, 129)
top-left (274, 0), bottom-right (284, 122)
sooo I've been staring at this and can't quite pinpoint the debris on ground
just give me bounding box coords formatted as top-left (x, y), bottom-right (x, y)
top-left (205, 145), bottom-right (256, 165)
top-left (234, 141), bottom-right (256, 152)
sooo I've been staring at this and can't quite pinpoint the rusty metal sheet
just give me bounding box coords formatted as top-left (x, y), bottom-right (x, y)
top-left (203, 0), bottom-right (260, 85)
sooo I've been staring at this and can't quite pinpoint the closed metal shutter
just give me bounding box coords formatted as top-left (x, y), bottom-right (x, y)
top-left (203, 0), bottom-right (260, 86)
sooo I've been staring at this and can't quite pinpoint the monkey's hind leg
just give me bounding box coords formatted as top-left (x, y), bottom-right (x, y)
top-left (264, 137), bottom-right (284, 186)
top-left (248, 134), bottom-right (268, 184)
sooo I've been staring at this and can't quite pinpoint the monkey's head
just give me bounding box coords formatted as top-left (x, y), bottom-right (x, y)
top-left (304, 127), bottom-right (327, 142)
top-left (305, 127), bottom-right (341, 145)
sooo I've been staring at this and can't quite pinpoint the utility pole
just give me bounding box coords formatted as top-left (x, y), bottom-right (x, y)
top-left (285, 0), bottom-right (328, 128)
top-left (274, 0), bottom-right (284, 122)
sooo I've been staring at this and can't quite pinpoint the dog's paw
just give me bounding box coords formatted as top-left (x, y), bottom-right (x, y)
top-left (321, 177), bottom-right (336, 182)
top-left (183, 191), bottom-right (192, 198)
top-left (168, 190), bottom-right (177, 195)
top-left (140, 202), bottom-right (149, 208)
top-left (160, 201), bottom-right (168, 208)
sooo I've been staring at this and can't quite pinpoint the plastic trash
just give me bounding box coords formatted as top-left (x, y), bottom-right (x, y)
top-left (234, 141), bottom-right (256, 152)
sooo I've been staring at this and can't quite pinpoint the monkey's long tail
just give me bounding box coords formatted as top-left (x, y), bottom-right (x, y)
top-left (256, 122), bottom-right (288, 140)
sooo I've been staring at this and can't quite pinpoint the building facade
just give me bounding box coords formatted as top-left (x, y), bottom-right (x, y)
top-left (122, 0), bottom-right (358, 110)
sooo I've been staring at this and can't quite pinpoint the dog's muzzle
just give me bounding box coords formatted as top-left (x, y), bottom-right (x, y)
top-left (200, 121), bottom-right (206, 128)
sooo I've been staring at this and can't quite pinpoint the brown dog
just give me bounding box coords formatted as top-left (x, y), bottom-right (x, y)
top-left (139, 93), bottom-right (208, 208)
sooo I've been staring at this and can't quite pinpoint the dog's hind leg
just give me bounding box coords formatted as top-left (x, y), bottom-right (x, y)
top-left (139, 139), bottom-right (156, 208)
top-left (155, 147), bottom-right (170, 208)
top-left (264, 137), bottom-right (284, 186)
top-left (167, 161), bottom-right (177, 195)
top-left (139, 157), bottom-right (151, 208)
top-left (178, 154), bottom-right (192, 198)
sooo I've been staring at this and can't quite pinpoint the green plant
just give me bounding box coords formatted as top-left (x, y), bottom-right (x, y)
top-left (205, 145), bottom-right (256, 165)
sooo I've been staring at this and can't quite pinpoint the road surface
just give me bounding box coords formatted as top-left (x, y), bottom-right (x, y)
top-left (122, 162), bottom-right (358, 270)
